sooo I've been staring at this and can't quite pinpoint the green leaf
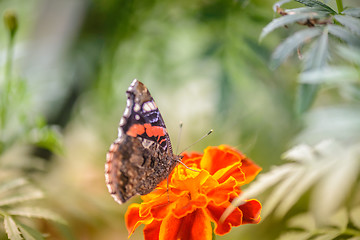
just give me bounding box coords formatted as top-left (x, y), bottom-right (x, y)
top-left (329, 208), bottom-right (348, 231)
top-left (0, 190), bottom-right (44, 206)
top-left (311, 143), bottom-right (360, 224)
top-left (311, 230), bottom-right (341, 240)
top-left (282, 144), bottom-right (316, 163)
top-left (221, 164), bottom-right (297, 222)
top-left (337, 45), bottom-right (360, 65)
top-left (265, 167), bottom-right (305, 218)
top-left (335, 15), bottom-right (360, 36)
top-left (294, 0), bottom-right (337, 14)
top-left (299, 67), bottom-right (359, 84)
top-left (348, 237), bottom-right (360, 240)
top-left (350, 206), bottom-right (360, 229)
top-left (7, 207), bottom-right (66, 224)
top-left (296, 27), bottom-right (329, 113)
top-left (0, 178), bottom-right (28, 194)
top-left (276, 163), bottom-right (325, 217)
top-left (272, 0), bottom-right (292, 12)
top-left (29, 123), bottom-right (63, 155)
top-left (278, 231), bottom-right (312, 240)
top-left (304, 27), bottom-right (329, 70)
top-left (283, 7), bottom-right (331, 14)
top-left (4, 215), bottom-right (23, 240)
top-left (328, 24), bottom-right (360, 47)
top-left (287, 212), bottom-right (316, 231)
top-left (296, 83), bottom-right (319, 114)
top-left (270, 28), bottom-right (322, 69)
top-left (260, 13), bottom-right (318, 41)
top-left (17, 222), bottom-right (45, 240)
top-left (342, 8), bottom-right (360, 17)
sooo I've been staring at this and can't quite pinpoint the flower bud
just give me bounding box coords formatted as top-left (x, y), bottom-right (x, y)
top-left (3, 9), bottom-right (18, 38)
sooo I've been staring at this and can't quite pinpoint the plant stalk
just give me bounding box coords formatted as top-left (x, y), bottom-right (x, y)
top-left (336, 0), bottom-right (344, 13)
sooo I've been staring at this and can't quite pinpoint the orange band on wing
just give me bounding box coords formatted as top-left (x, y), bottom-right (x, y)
top-left (144, 123), bottom-right (166, 137)
top-left (126, 124), bottom-right (145, 137)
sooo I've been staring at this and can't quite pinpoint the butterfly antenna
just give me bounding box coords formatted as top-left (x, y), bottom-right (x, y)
top-left (175, 121), bottom-right (183, 155)
top-left (176, 159), bottom-right (200, 172)
top-left (175, 129), bottom-right (213, 173)
top-left (179, 129), bottom-right (213, 155)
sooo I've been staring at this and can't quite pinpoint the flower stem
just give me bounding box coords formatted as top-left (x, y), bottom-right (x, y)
top-left (1, 10), bottom-right (17, 154)
top-left (336, 0), bottom-right (343, 13)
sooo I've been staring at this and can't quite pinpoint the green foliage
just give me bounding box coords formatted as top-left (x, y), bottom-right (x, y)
top-left (0, 8), bottom-right (64, 240)
top-left (278, 209), bottom-right (360, 240)
top-left (0, 176), bottom-right (65, 240)
top-left (225, 1), bottom-right (360, 239)
top-left (261, 0), bottom-right (360, 113)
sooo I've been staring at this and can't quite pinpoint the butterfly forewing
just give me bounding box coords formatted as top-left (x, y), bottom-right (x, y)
top-left (105, 79), bottom-right (179, 204)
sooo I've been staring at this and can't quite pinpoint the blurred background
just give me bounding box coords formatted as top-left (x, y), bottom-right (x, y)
top-left (0, 0), bottom-right (359, 239)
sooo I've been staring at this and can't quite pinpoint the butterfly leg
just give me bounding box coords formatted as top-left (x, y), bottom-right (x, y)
top-left (166, 176), bottom-right (170, 203)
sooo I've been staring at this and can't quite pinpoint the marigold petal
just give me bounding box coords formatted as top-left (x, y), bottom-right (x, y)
top-left (125, 203), bottom-right (153, 237)
top-left (201, 145), bottom-right (243, 175)
top-left (140, 193), bottom-right (169, 219)
top-left (141, 187), bottom-right (167, 202)
top-left (206, 177), bottom-right (237, 205)
top-left (205, 199), bottom-right (262, 235)
top-left (238, 199), bottom-right (262, 224)
top-left (159, 212), bottom-right (181, 240)
top-left (189, 209), bottom-right (212, 240)
top-left (182, 152), bottom-right (202, 167)
top-left (144, 220), bottom-right (161, 240)
top-left (172, 194), bottom-right (208, 218)
top-left (150, 198), bottom-right (175, 220)
top-left (205, 203), bottom-right (243, 235)
top-left (159, 209), bottom-right (212, 240)
top-left (240, 158), bottom-right (262, 184)
top-left (213, 163), bottom-right (246, 184)
top-left (171, 170), bottom-right (209, 194)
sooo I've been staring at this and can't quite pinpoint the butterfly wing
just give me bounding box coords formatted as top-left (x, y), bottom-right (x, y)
top-left (105, 80), bottom-right (178, 204)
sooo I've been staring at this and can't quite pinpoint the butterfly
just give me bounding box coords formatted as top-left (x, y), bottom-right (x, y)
top-left (105, 79), bottom-right (181, 204)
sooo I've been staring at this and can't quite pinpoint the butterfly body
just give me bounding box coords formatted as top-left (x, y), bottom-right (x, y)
top-left (105, 80), bottom-right (179, 204)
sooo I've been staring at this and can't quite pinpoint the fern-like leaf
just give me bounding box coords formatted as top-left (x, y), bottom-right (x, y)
top-left (17, 222), bottom-right (45, 240)
top-left (299, 66), bottom-right (359, 84)
top-left (294, 0), bottom-right (337, 14)
top-left (7, 207), bottom-right (66, 224)
top-left (260, 13), bottom-right (319, 41)
top-left (0, 190), bottom-right (44, 207)
top-left (328, 24), bottom-right (360, 47)
top-left (335, 15), bottom-right (360, 35)
top-left (342, 7), bottom-right (360, 17)
top-left (4, 215), bottom-right (23, 240)
top-left (270, 28), bottom-right (322, 69)
top-left (0, 178), bottom-right (28, 195)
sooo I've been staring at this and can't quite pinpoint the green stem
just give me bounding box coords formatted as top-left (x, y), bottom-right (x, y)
top-left (0, 28), bottom-right (15, 151)
top-left (336, 0), bottom-right (344, 13)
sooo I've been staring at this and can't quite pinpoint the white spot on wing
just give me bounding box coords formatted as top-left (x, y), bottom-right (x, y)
top-left (105, 172), bottom-right (110, 182)
top-left (135, 114), bottom-right (140, 120)
top-left (143, 101), bottom-right (157, 112)
top-left (124, 107), bottom-right (130, 117)
top-left (113, 195), bottom-right (123, 204)
top-left (107, 184), bottom-right (113, 192)
top-left (134, 103), bottom-right (140, 112)
top-left (118, 128), bottom-right (123, 138)
top-left (119, 117), bottom-right (125, 126)
top-left (143, 102), bottom-right (151, 112)
top-left (142, 139), bottom-right (154, 148)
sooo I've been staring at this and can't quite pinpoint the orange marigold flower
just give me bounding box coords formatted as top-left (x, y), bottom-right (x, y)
top-left (125, 145), bottom-right (262, 240)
